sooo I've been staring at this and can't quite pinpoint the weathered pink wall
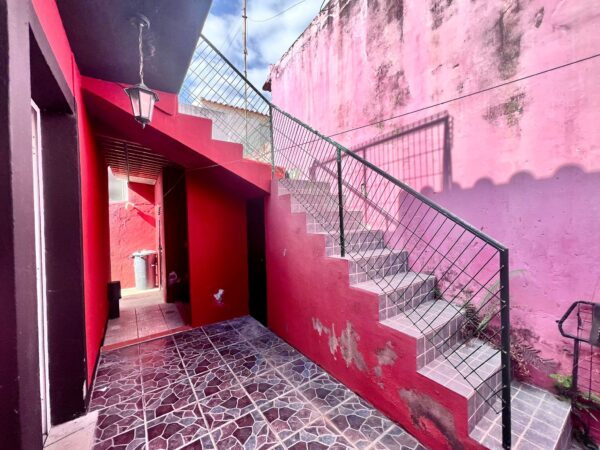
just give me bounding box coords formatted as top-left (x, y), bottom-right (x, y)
top-left (109, 182), bottom-right (157, 289)
top-left (268, 0), bottom-right (600, 384)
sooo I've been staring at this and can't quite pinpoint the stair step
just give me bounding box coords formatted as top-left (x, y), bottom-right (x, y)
top-left (330, 249), bottom-right (409, 284)
top-left (355, 272), bottom-right (437, 319)
top-left (382, 299), bottom-right (465, 368)
top-left (419, 339), bottom-right (502, 431)
top-left (318, 229), bottom-right (387, 256)
top-left (470, 382), bottom-right (571, 450)
top-left (279, 179), bottom-right (332, 195)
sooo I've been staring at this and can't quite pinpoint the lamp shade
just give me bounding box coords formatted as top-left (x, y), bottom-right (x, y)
top-left (124, 83), bottom-right (159, 127)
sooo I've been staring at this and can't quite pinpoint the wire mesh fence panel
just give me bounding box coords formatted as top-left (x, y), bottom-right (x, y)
top-left (179, 35), bottom-right (273, 163)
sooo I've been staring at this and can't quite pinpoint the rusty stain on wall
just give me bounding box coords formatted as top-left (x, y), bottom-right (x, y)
top-left (483, 91), bottom-right (526, 127)
top-left (399, 389), bottom-right (461, 449)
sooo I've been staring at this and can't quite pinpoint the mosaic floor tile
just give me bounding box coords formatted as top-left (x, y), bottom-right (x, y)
top-left (94, 396), bottom-right (145, 443)
top-left (227, 353), bottom-right (272, 383)
top-left (199, 386), bottom-right (255, 430)
top-left (146, 403), bottom-right (211, 450)
top-left (249, 333), bottom-right (285, 352)
top-left (92, 424), bottom-right (146, 450)
top-left (260, 389), bottom-right (322, 440)
top-left (94, 363), bottom-right (140, 388)
top-left (276, 357), bottom-right (325, 388)
top-left (210, 409), bottom-right (279, 450)
top-left (191, 365), bottom-right (239, 400)
top-left (177, 340), bottom-right (217, 360)
top-left (99, 345), bottom-right (140, 367)
top-left (299, 374), bottom-right (355, 413)
top-left (177, 437), bottom-right (215, 449)
top-left (370, 423), bottom-right (425, 450)
top-left (89, 383), bottom-right (143, 412)
top-left (175, 331), bottom-right (214, 350)
top-left (326, 397), bottom-right (393, 449)
top-left (218, 340), bottom-right (258, 363)
top-left (263, 343), bottom-right (301, 368)
top-left (280, 418), bottom-right (355, 449)
top-left (235, 321), bottom-right (271, 341)
top-left (139, 336), bottom-right (178, 355)
top-left (202, 322), bottom-right (235, 337)
top-left (140, 346), bottom-right (182, 370)
top-left (209, 330), bottom-right (247, 349)
top-left (142, 366), bottom-right (189, 394)
top-left (144, 378), bottom-right (197, 421)
top-left (242, 370), bottom-right (293, 407)
top-left (183, 350), bottom-right (226, 377)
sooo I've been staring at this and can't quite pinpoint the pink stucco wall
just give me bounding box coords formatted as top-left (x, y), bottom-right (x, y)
top-left (109, 182), bottom-right (157, 289)
top-left (268, 0), bottom-right (600, 384)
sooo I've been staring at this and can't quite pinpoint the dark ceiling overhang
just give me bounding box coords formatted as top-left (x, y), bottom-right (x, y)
top-left (57, 0), bottom-right (212, 93)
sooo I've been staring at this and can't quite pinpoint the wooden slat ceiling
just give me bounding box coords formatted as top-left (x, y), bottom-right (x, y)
top-left (100, 136), bottom-right (174, 183)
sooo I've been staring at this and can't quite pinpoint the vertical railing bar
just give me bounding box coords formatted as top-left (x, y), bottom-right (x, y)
top-left (500, 249), bottom-right (511, 449)
top-left (336, 148), bottom-right (346, 257)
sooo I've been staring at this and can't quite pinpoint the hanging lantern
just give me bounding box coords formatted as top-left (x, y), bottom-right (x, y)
top-left (125, 15), bottom-right (159, 128)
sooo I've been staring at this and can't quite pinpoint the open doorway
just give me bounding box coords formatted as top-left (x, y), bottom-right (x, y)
top-left (103, 142), bottom-right (191, 348)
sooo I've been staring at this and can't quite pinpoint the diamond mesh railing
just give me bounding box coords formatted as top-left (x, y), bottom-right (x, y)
top-left (179, 35), bottom-right (512, 449)
top-left (179, 35), bottom-right (273, 164)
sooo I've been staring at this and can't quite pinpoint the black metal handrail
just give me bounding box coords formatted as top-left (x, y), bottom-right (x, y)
top-left (180, 35), bottom-right (512, 449)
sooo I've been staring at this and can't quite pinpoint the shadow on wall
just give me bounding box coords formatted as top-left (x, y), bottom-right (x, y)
top-left (423, 165), bottom-right (600, 386)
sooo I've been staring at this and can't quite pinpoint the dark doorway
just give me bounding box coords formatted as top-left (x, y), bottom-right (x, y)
top-left (163, 168), bottom-right (191, 304)
top-left (246, 198), bottom-right (267, 326)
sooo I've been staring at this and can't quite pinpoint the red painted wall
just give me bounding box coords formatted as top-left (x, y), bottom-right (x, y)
top-left (109, 182), bottom-right (157, 289)
top-left (32, 0), bottom-right (111, 386)
top-left (186, 171), bottom-right (250, 327)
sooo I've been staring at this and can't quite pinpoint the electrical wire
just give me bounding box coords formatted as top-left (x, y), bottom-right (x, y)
top-left (248, 0), bottom-right (307, 23)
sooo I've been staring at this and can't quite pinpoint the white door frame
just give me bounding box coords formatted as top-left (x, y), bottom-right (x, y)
top-left (31, 100), bottom-right (51, 436)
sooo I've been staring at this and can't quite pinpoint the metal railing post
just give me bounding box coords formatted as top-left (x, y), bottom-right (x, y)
top-left (500, 249), bottom-right (512, 449)
top-left (336, 148), bottom-right (345, 257)
top-left (269, 105), bottom-right (275, 177)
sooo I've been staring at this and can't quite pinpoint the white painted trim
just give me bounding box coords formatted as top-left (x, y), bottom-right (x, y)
top-left (31, 100), bottom-right (51, 437)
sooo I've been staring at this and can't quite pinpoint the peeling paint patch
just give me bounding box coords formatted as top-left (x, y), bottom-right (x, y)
top-left (534, 7), bottom-right (544, 28)
top-left (399, 389), bottom-right (460, 449)
top-left (340, 322), bottom-right (367, 371)
top-left (312, 317), bottom-right (326, 336)
top-left (376, 341), bottom-right (398, 367)
top-left (483, 92), bottom-right (526, 127)
top-left (328, 323), bottom-right (339, 356)
top-left (493, 3), bottom-right (523, 80)
top-left (430, 0), bottom-right (455, 30)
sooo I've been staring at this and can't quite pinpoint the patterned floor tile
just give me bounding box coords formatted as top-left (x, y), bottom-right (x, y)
top-left (210, 409), bottom-right (279, 450)
top-left (94, 396), bottom-right (145, 443)
top-left (199, 386), bottom-right (255, 430)
top-left (209, 330), bottom-right (247, 349)
top-left (140, 346), bottom-right (182, 370)
top-left (139, 336), bottom-right (178, 355)
top-left (175, 331), bottom-right (214, 350)
top-left (249, 334), bottom-right (285, 352)
top-left (218, 340), bottom-right (258, 363)
top-left (242, 370), bottom-right (294, 407)
top-left (177, 340), bottom-right (217, 360)
top-left (202, 322), bottom-right (235, 337)
top-left (280, 418), bottom-right (355, 449)
top-left (191, 365), bottom-right (239, 400)
top-left (299, 374), bottom-right (355, 413)
top-left (227, 353), bottom-right (272, 383)
top-left (235, 321), bottom-right (271, 341)
top-left (92, 424), bottom-right (146, 450)
top-left (370, 423), bottom-right (425, 449)
top-left (183, 350), bottom-right (226, 378)
top-left (263, 343), bottom-right (301, 368)
top-left (98, 345), bottom-right (140, 367)
top-left (146, 403), bottom-right (211, 450)
top-left (260, 390), bottom-right (322, 440)
top-left (276, 357), bottom-right (326, 388)
top-left (142, 366), bottom-right (189, 394)
top-left (94, 363), bottom-right (140, 388)
top-left (177, 437), bottom-right (215, 449)
top-left (89, 383), bottom-right (143, 412)
top-left (326, 397), bottom-right (393, 449)
top-left (144, 378), bottom-right (197, 421)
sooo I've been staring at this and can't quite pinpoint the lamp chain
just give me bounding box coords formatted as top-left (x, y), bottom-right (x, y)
top-left (138, 22), bottom-right (144, 85)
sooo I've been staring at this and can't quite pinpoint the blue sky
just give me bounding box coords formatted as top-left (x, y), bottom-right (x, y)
top-left (203, 0), bottom-right (325, 90)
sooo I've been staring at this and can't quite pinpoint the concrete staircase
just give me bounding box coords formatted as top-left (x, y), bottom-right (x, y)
top-left (278, 178), bottom-right (572, 450)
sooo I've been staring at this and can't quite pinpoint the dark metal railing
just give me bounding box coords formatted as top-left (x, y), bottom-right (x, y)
top-left (180, 35), bottom-right (512, 449)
